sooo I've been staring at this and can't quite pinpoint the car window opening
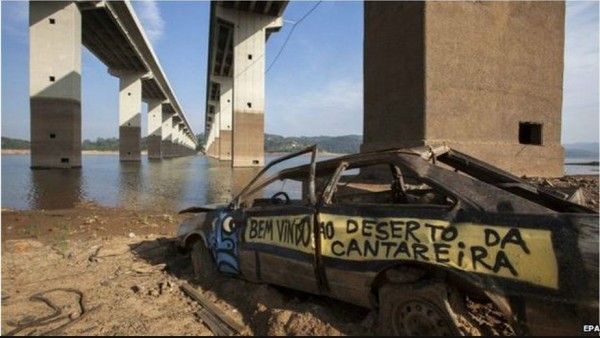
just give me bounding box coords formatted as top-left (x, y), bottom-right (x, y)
top-left (329, 163), bottom-right (455, 207)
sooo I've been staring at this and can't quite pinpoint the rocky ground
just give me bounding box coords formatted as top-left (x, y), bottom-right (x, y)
top-left (1, 175), bottom-right (597, 336)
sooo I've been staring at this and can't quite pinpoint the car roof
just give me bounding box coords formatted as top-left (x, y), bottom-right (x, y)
top-left (269, 145), bottom-right (595, 214)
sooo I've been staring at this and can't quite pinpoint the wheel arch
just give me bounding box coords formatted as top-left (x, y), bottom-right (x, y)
top-left (369, 262), bottom-right (515, 323)
top-left (184, 231), bottom-right (208, 250)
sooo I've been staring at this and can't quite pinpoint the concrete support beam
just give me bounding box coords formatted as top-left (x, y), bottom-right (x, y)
top-left (118, 72), bottom-right (143, 161)
top-left (362, 1), bottom-right (565, 177)
top-left (218, 7), bottom-right (282, 167)
top-left (30, 1), bottom-right (82, 168)
top-left (147, 99), bottom-right (163, 159)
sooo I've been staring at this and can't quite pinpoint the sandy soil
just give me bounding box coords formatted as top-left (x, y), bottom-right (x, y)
top-left (1, 202), bottom-right (372, 336)
top-left (1, 175), bottom-right (597, 336)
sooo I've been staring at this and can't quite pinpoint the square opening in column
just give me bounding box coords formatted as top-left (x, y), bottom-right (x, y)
top-left (50, 133), bottom-right (56, 139)
top-left (49, 76), bottom-right (55, 82)
top-left (49, 18), bottom-right (56, 24)
top-left (61, 158), bottom-right (69, 163)
top-left (519, 122), bottom-right (543, 145)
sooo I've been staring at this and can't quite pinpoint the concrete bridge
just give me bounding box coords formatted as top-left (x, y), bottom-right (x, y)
top-left (202, 1), bottom-right (566, 177)
top-left (203, 1), bottom-right (288, 167)
top-left (29, 0), bottom-right (197, 168)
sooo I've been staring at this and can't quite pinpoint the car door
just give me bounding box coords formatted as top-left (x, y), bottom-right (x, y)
top-left (314, 160), bottom-right (462, 307)
top-left (216, 146), bottom-right (322, 294)
top-left (239, 202), bottom-right (320, 294)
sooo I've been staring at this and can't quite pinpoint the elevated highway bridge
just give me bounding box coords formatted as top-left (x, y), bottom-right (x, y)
top-left (29, 0), bottom-right (197, 168)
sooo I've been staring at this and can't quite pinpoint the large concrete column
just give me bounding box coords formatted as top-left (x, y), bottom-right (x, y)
top-left (178, 124), bottom-right (186, 157)
top-left (147, 99), bottom-right (163, 159)
top-left (217, 8), bottom-right (282, 167)
top-left (29, 1), bottom-right (81, 168)
top-left (362, 1), bottom-right (565, 177)
top-left (205, 121), bottom-right (216, 157)
top-left (171, 123), bottom-right (179, 157)
top-left (161, 111), bottom-right (173, 158)
top-left (210, 102), bottom-right (221, 159)
top-left (118, 73), bottom-right (143, 161)
top-left (215, 76), bottom-right (233, 161)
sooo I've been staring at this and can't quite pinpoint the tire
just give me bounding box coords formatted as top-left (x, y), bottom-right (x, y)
top-left (190, 240), bottom-right (217, 287)
top-left (378, 279), bottom-right (480, 336)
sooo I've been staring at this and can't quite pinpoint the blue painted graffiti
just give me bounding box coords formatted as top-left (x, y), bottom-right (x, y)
top-left (209, 210), bottom-right (240, 274)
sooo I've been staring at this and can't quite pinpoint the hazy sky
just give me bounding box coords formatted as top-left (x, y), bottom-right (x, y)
top-left (1, 1), bottom-right (598, 144)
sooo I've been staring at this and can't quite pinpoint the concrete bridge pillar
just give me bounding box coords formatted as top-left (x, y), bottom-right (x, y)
top-left (173, 127), bottom-right (180, 157)
top-left (205, 120), bottom-right (216, 157)
top-left (209, 101), bottom-right (221, 159)
top-left (217, 7), bottom-right (282, 167)
top-left (118, 72), bottom-right (143, 161)
top-left (147, 99), bottom-right (163, 159)
top-left (29, 1), bottom-right (82, 168)
top-left (214, 76), bottom-right (233, 161)
top-left (178, 124), bottom-right (186, 157)
top-left (171, 124), bottom-right (179, 157)
top-left (174, 122), bottom-right (181, 157)
top-left (362, 1), bottom-right (565, 177)
top-left (161, 112), bottom-right (173, 158)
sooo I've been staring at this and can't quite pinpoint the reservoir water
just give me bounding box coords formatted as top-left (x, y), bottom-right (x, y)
top-left (1, 154), bottom-right (598, 211)
top-left (1, 154), bottom-right (325, 211)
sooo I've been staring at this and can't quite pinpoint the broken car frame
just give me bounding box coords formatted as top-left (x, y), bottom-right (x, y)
top-left (178, 145), bottom-right (599, 335)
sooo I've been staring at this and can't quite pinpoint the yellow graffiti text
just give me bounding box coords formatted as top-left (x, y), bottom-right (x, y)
top-left (319, 214), bottom-right (558, 289)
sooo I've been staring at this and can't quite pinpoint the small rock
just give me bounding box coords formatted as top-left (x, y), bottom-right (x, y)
top-left (149, 289), bottom-right (160, 297)
top-left (131, 285), bottom-right (143, 294)
top-left (69, 312), bottom-right (80, 320)
top-left (128, 232), bottom-right (136, 238)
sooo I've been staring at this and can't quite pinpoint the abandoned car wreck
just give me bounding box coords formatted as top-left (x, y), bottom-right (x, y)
top-left (177, 145), bottom-right (599, 336)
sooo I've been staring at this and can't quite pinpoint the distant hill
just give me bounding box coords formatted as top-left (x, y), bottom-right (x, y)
top-left (194, 133), bottom-right (362, 154)
top-left (1, 137), bottom-right (146, 151)
top-left (564, 142), bottom-right (599, 160)
top-left (2, 137), bottom-right (29, 149)
top-left (4, 135), bottom-right (595, 159)
top-left (264, 134), bottom-right (362, 154)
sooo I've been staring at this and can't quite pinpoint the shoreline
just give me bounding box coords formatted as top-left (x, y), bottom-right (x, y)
top-left (2, 149), bottom-right (146, 155)
top-left (4, 148), bottom-right (598, 161)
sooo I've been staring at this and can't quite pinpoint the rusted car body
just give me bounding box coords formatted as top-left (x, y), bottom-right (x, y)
top-left (178, 145), bottom-right (599, 335)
